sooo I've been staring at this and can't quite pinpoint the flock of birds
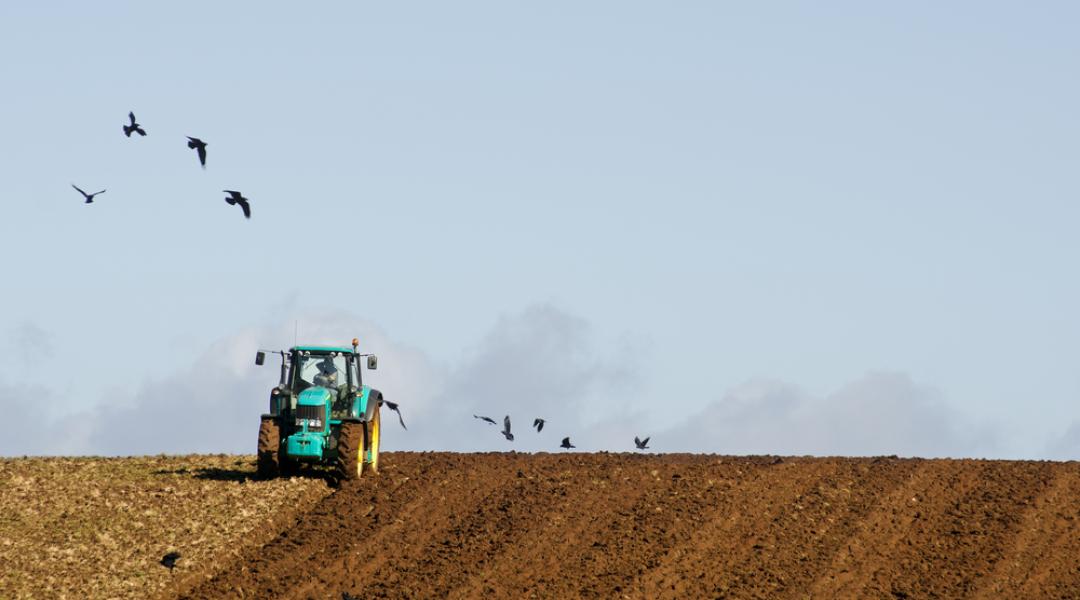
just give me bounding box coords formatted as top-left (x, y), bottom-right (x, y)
top-left (73, 111), bottom-right (252, 219)
top-left (473, 414), bottom-right (650, 451)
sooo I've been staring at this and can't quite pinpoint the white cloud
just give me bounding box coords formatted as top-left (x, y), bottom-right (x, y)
top-left (661, 372), bottom-right (1001, 458)
top-left (1044, 422), bottom-right (1080, 461)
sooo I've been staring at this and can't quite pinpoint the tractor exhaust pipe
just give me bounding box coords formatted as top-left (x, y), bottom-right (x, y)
top-left (279, 353), bottom-right (289, 386)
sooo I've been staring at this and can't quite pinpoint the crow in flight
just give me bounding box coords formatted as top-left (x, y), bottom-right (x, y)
top-left (533, 418), bottom-right (545, 432)
top-left (560, 437), bottom-right (575, 449)
top-left (382, 400), bottom-right (407, 430)
top-left (501, 415), bottom-right (514, 441)
top-left (187, 136), bottom-right (207, 168)
top-left (634, 436), bottom-right (650, 450)
top-left (123, 112), bottom-right (146, 137)
top-left (160, 551), bottom-right (181, 572)
top-left (474, 415), bottom-right (496, 425)
top-left (71, 184), bottom-right (105, 203)
top-left (223, 190), bottom-right (251, 219)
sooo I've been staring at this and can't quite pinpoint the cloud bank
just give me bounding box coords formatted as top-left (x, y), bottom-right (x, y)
top-left (0, 308), bottom-right (1040, 459)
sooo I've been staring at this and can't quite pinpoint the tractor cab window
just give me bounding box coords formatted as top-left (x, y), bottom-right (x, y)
top-left (296, 353), bottom-right (348, 390)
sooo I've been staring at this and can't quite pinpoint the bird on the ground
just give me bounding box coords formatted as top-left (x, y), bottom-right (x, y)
top-left (382, 400), bottom-right (407, 430)
top-left (474, 415), bottom-right (496, 425)
top-left (342, 593), bottom-right (359, 600)
top-left (501, 415), bottom-right (514, 441)
top-left (72, 184), bottom-right (105, 204)
top-left (634, 436), bottom-right (650, 450)
top-left (533, 418), bottom-right (545, 432)
top-left (223, 190), bottom-right (251, 219)
top-left (160, 551), bottom-right (181, 572)
top-left (187, 136), bottom-right (207, 168)
top-left (560, 437), bottom-right (575, 449)
top-left (123, 111), bottom-right (146, 137)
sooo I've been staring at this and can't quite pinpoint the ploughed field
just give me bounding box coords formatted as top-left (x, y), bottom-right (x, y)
top-left (2, 454), bottom-right (1080, 599)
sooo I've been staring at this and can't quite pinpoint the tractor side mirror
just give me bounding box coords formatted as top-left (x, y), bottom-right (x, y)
top-left (255, 351), bottom-right (266, 366)
top-left (367, 355), bottom-right (378, 370)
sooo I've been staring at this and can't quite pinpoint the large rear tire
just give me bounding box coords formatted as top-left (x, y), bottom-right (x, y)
top-left (365, 407), bottom-right (381, 475)
top-left (335, 421), bottom-right (364, 481)
top-left (256, 418), bottom-right (280, 479)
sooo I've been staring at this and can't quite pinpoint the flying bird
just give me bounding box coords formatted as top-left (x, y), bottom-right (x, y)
top-left (382, 400), bottom-right (407, 430)
top-left (532, 418), bottom-right (545, 432)
top-left (634, 436), bottom-right (650, 450)
top-left (223, 190), bottom-right (251, 219)
top-left (501, 415), bottom-right (514, 441)
top-left (123, 111), bottom-right (146, 137)
top-left (71, 184), bottom-right (105, 204)
top-left (474, 415), bottom-right (496, 425)
top-left (187, 136), bottom-right (207, 168)
top-left (160, 551), bottom-right (181, 572)
top-left (560, 437), bottom-right (575, 449)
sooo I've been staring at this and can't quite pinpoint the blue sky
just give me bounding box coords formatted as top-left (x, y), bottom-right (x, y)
top-left (1, 2), bottom-right (1079, 457)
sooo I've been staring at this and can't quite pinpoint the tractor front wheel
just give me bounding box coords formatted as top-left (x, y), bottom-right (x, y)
top-left (335, 421), bottom-right (364, 481)
top-left (256, 418), bottom-right (280, 479)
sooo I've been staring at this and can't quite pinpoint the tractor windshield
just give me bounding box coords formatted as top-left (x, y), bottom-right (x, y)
top-left (295, 353), bottom-right (349, 390)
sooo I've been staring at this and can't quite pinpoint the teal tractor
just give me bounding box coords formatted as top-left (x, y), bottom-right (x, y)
top-left (254, 339), bottom-right (384, 480)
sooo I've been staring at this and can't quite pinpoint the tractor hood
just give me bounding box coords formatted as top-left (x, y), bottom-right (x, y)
top-left (298, 387), bottom-right (333, 406)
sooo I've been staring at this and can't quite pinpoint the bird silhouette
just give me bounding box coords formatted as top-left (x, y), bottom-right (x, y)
top-left (223, 190), bottom-right (251, 219)
top-left (71, 184), bottom-right (105, 204)
top-left (560, 437), bottom-right (575, 449)
top-left (634, 436), bottom-right (650, 450)
top-left (501, 415), bottom-right (514, 441)
top-left (123, 112), bottom-right (146, 137)
top-left (533, 418), bottom-right (545, 432)
top-left (160, 551), bottom-right (181, 572)
top-left (187, 136), bottom-right (207, 168)
top-left (474, 415), bottom-right (496, 425)
top-left (382, 400), bottom-right (407, 430)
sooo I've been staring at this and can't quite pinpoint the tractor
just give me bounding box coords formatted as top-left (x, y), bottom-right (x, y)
top-left (254, 338), bottom-right (384, 480)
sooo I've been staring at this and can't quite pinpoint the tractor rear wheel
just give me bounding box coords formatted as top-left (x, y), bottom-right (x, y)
top-left (335, 421), bottom-right (364, 481)
top-left (256, 418), bottom-right (280, 479)
top-left (365, 407), bottom-right (382, 474)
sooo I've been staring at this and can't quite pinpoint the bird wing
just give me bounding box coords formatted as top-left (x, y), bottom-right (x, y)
top-left (642, 437), bottom-right (650, 446)
top-left (136, 127), bottom-right (146, 136)
top-left (93, 190), bottom-right (106, 196)
top-left (197, 145), bottom-right (207, 166)
top-left (503, 415), bottom-right (511, 433)
top-left (129, 112), bottom-right (136, 125)
top-left (239, 199), bottom-right (251, 219)
top-left (634, 436), bottom-right (641, 446)
top-left (383, 400), bottom-right (406, 429)
top-left (72, 184), bottom-right (87, 197)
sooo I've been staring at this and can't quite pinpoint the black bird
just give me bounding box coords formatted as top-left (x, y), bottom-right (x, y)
top-left (343, 593), bottom-right (358, 600)
top-left (72, 184), bottom-right (105, 204)
top-left (160, 551), bottom-right (181, 572)
top-left (382, 400), bottom-right (407, 430)
top-left (533, 418), bottom-right (545, 432)
top-left (560, 437), bottom-right (575, 449)
top-left (187, 136), bottom-right (207, 168)
top-left (501, 415), bottom-right (514, 441)
top-left (474, 415), bottom-right (496, 425)
top-left (123, 111), bottom-right (146, 137)
top-left (634, 436), bottom-right (650, 450)
top-left (223, 190), bottom-right (251, 219)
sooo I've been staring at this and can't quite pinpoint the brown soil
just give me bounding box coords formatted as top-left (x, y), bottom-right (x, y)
top-left (172, 453), bottom-right (1080, 600)
top-left (4, 453), bottom-right (1080, 599)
